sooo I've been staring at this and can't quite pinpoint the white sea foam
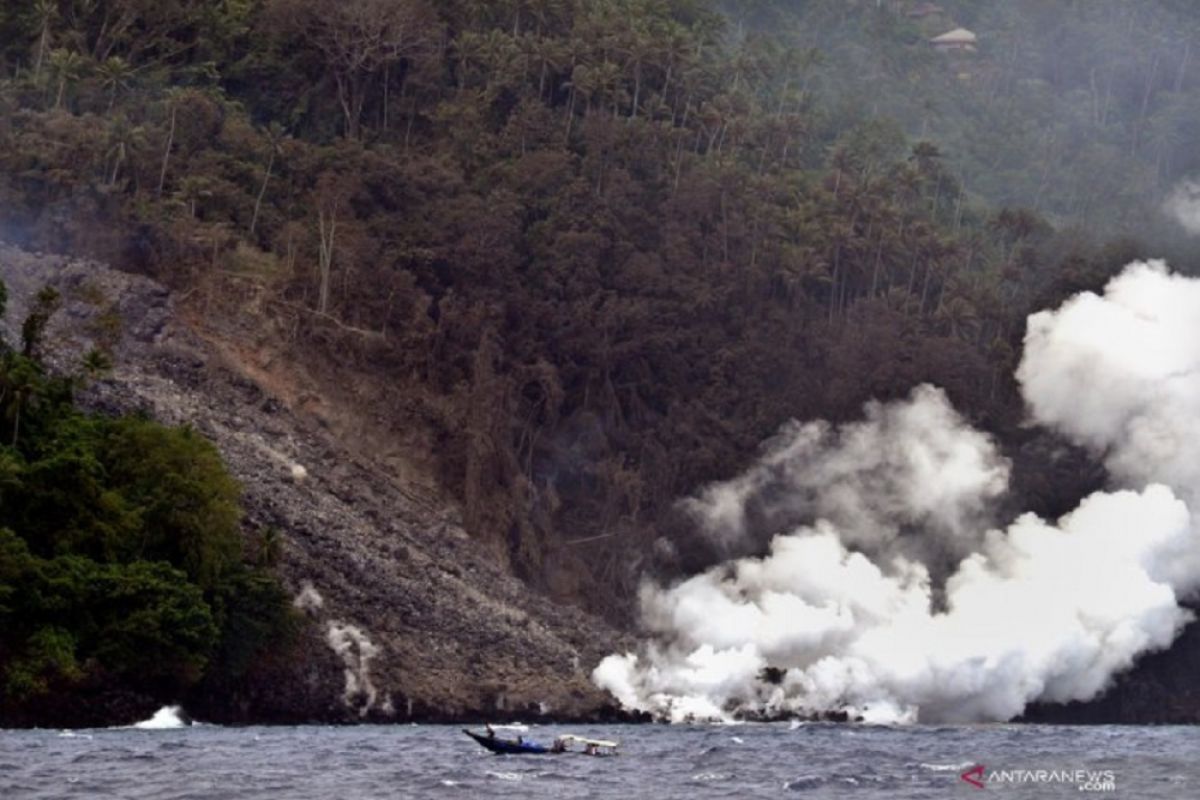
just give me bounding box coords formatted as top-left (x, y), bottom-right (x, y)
top-left (485, 771), bottom-right (523, 781)
top-left (132, 706), bottom-right (191, 729)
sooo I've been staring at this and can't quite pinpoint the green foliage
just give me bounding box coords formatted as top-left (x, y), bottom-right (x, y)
top-left (4, 626), bottom-right (81, 699)
top-left (20, 285), bottom-right (60, 358)
top-left (0, 307), bottom-right (291, 711)
top-left (0, 528), bottom-right (219, 699)
top-left (0, 0), bottom-right (1186, 607)
top-left (99, 418), bottom-right (244, 590)
top-left (205, 568), bottom-right (295, 680)
top-left (87, 560), bottom-right (219, 683)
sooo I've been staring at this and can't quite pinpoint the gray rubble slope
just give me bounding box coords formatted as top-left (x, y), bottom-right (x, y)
top-left (0, 243), bottom-right (626, 723)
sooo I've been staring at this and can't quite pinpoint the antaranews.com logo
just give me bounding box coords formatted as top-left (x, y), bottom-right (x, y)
top-left (960, 764), bottom-right (1117, 792)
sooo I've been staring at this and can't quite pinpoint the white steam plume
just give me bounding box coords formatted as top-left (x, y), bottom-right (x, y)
top-left (683, 384), bottom-right (1009, 562)
top-left (1021, 262), bottom-right (1200, 511)
top-left (327, 621), bottom-right (385, 716)
top-left (595, 261), bottom-right (1200, 723)
top-left (1163, 179), bottom-right (1200, 235)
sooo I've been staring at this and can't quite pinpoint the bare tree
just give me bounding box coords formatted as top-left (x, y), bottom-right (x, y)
top-left (250, 123), bottom-right (287, 237)
top-left (274, 0), bottom-right (439, 140)
top-left (312, 172), bottom-right (359, 315)
top-left (157, 91), bottom-right (179, 197)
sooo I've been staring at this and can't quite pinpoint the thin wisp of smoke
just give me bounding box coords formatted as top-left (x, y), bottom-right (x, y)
top-left (1163, 180), bottom-right (1200, 235)
top-left (595, 261), bottom-right (1200, 723)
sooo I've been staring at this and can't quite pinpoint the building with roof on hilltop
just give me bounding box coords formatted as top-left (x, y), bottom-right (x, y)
top-left (930, 27), bottom-right (978, 53)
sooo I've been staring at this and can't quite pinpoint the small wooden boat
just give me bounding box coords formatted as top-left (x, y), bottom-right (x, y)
top-left (462, 728), bottom-right (550, 755)
top-left (556, 734), bottom-right (620, 756)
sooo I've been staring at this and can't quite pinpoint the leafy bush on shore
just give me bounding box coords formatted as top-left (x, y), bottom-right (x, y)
top-left (0, 279), bottom-right (292, 707)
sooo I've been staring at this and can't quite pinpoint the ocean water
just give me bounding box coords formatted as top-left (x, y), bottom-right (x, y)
top-left (2, 716), bottom-right (1197, 799)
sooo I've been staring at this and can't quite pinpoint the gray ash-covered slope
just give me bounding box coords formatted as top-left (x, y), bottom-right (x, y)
top-left (0, 243), bottom-right (629, 725)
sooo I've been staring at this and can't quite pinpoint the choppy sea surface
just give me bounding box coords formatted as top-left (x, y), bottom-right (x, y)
top-left (2, 715), bottom-right (1197, 799)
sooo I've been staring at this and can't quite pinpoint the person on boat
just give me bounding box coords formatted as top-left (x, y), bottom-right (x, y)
top-left (516, 735), bottom-right (524, 745)
top-left (485, 724), bottom-right (495, 739)
top-left (584, 742), bottom-right (598, 756)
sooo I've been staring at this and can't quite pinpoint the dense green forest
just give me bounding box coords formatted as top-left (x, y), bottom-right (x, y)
top-left (0, 0), bottom-right (1194, 614)
top-left (0, 278), bottom-right (292, 720)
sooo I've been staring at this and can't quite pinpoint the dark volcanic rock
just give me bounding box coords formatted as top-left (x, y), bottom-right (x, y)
top-left (0, 244), bottom-right (630, 725)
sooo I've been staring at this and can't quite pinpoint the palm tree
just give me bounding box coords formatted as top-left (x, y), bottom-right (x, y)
top-left (935, 293), bottom-right (979, 340)
top-left (526, 0), bottom-right (568, 35)
top-left (32, 0), bottom-right (57, 79)
top-left (250, 123), bottom-right (288, 236)
top-left (526, 34), bottom-right (565, 99)
top-left (175, 175), bottom-right (214, 219)
top-left (104, 114), bottom-right (146, 188)
top-left (158, 89), bottom-right (182, 197)
top-left (47, 48), bottom-right (86, 110)
top-left (619, 19), bottom-right (657, 119)
top-left (453, 29), bottom-right (488, 92)
top-left (3, 356), bottom-right (42, 448)
top-left (657, 21), bottom-right (693, 105)
top-left (80, 348), bottom-right (113, 381)
top-left (96, 56), bottom-right (136, 111)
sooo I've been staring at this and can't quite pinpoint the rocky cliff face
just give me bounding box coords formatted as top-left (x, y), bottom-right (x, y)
top-left (1, 243), bottom-right (632, 725)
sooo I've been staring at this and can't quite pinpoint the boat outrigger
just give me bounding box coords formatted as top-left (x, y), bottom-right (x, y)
top-left (462, 726), bottom-right (620, 756)
top-left (553, 734), bottom-right (620, 756)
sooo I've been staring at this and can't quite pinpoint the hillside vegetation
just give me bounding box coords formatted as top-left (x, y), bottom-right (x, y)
top-left (0, 0), bottom-right (1195, 614)
top-left (0, 278), bottom-right (293, 724)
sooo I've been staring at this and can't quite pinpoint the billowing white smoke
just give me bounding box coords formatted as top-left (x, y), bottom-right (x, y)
top-left (594, 262), bottom-right (1200, 723)
top-left (682, 384), bottom-right (1009, 562)
top-left (1021, 261), bottom-right (1200, 511)
top-left (1163, 179), bottom-right (1200, 235)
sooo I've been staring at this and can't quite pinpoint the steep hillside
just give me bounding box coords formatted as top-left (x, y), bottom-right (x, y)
top-left (1, 0), bottom-right (1198, 726)
top-left (1, 242), bottom-right (630, 725)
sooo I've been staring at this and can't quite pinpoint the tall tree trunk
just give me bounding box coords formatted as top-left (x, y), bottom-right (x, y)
top-left (405, 97), bottom-right (418, 150)
top-left (1132, 53), bottom-right (1161, 155)
top-left (317, 204), bottom-right (338, 315)
top-left (1176, 39), bottom-right (1191, 92)
top-left (250, 149), bottom-right (276, 237)
top-left (564, 88), bottom-right (576, 143)
top-left (918, 263), bottom-right (934, 317)
top-left (382, 64), bottom-right (390, 131)
top-left (904, 249), bottom-right (920, 312)
top-left (869, 233), bottom-right (885, 299)
top-left (109, 145), bottom-right (124, 186)
top-left (631, 62), bottom-right (642, 119)
top-left (157, 103), bottom-right (177, 197)
top-left (336, 72), bottom-right (364, 140)
top-left (34, 25), bottom-right (49, 78)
